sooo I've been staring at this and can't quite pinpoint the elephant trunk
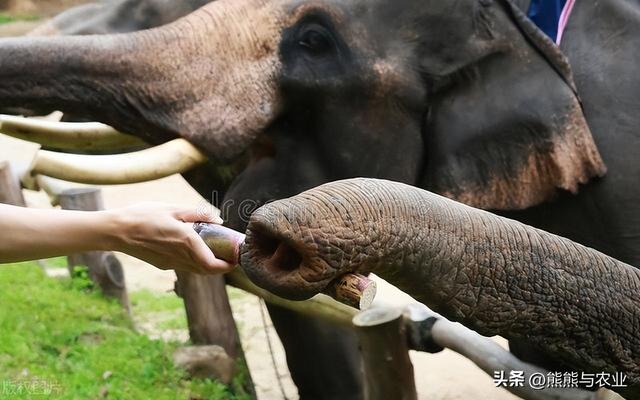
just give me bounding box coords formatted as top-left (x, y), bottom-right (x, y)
top-left (0, 0), bottom-right (285, 162)
top-left (0, 33), bottom-right (172, 141)
top-left (241, 178), bottom-right (640, 394)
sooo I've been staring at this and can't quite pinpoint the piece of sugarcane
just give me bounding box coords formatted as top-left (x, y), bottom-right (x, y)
top-left (194, 223), bottom-right (377, 310)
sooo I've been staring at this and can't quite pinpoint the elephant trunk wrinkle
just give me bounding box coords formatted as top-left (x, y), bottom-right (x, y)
top-left (241, 178), bottom-right (640, 389)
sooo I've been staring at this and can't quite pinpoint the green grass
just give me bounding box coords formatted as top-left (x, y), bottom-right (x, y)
top-left (0, 14), bottom-right (15, 24)
top-left (0, 14), bottom-right (38, 25)
top-left (131, 289), bottom-right (186, 314)
top-left (43, 257), bottom-right (68, 269)
top-left (130, 289), bottom-right (188, 330)
top-left (0, 262), bottom-right (250, 399)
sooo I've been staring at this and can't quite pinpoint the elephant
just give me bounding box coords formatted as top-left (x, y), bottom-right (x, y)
top-left (240, 177), bottom-right (640, 399)
top-left (0, 0), bottom-right (638, 397)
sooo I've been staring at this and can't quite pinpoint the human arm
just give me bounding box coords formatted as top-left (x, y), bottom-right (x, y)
top-left (0, 203), bottom-right (235, 274)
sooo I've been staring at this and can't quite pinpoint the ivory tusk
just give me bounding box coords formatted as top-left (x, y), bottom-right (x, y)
top-left (30, 138), bottom-right (207, 184)
top-left (0, 114), bottom-right (146, 150)
top-left (34, 175), bottom-right (90, 206)
top-left (34, 111), bottom-right (64, 122)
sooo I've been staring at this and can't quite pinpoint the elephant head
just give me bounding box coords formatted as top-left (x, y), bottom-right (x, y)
top-left (0, 0), bottom-right (605, 221)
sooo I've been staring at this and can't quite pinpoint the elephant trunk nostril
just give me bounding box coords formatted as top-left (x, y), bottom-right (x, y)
top-left (251, 229), bottom-right (279, 258)
top-left (271, 242), bottom-right (303, 272)
top-left (250, 228), bottom-right (303, 273)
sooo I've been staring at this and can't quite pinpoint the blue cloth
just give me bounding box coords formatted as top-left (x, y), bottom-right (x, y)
top-left (527, 0), bottom-right (567, 42)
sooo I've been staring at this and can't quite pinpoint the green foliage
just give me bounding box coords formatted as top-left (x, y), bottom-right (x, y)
top-left (130, 289), bottom-right (188, 330)
top-left (0, 263), bottom-right (250, 399)
top-left (131, 289), bottom-right (185, 314)
top-left (69, 265), bottom-right (95, 292)
top-left (231, 357), bottom-right (254, 397)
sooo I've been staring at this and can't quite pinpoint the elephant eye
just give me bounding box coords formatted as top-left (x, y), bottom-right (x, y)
top-left (298, 26), bottom-right (334, 56)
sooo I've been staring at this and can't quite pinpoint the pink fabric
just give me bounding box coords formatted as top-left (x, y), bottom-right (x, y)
top-left (556, 0), bottom-right (576, 45)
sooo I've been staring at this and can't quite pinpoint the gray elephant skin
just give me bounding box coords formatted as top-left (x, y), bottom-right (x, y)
top-left (242, 177), bottom-right (640, 399)
top-left (0, 0), bottom-right (638, 398)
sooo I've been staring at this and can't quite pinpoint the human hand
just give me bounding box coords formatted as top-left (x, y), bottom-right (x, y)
top-left (103, 203), bottom-right (235, 274)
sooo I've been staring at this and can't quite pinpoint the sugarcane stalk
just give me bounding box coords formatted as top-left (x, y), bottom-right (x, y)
top-left (194, 223), bottom-right (376, 310)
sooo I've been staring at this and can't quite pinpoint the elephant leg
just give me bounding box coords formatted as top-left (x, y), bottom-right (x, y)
top-left (266, 303), bottom-right (363, 400)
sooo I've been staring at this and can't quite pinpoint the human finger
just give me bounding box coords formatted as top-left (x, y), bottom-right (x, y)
top-left (173, 205), bottom-right (222, 224)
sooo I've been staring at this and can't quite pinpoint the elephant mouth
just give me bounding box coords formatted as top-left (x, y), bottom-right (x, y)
top-left (241, 213), bottom-right (337, 300)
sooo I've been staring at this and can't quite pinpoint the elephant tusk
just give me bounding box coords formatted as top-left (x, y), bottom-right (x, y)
top-left (0, 114), bottom-right (146, 150)
top-left (34, 175), bottom-right (90, 206)
top-left (29, 138), bottom-right (208, 184)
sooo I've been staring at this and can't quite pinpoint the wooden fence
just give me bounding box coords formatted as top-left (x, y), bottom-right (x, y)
top-left (0, 122), bottom-right (614, 400)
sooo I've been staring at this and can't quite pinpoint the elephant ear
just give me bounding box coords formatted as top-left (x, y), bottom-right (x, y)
top-left (420, 0), bottom-right (606, 210)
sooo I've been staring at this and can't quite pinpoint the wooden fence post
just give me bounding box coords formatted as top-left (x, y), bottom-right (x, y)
top-left (0, 161), bottom-right (25, 206)
top-left (173, 272), bottom-right (256, 397)
top-left (58, 187), bottom-right (130, 310)
top-left (174, 272), bottom-right (239, 355)
top-left (353, 307), bottom-right (417, 400)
